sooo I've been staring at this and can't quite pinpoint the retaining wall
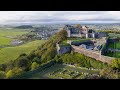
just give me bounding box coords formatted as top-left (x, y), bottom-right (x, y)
top-left (72, 45), bottom-right (114, 64)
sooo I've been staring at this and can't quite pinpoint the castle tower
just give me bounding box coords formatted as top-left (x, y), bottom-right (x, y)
top-left (85, 27), bottom-right (88, 38)
top-left (67, 30), bottom-right (71, 37)
top-left (86, 33), bottom-right (88, 38)
top-left (92, 33), bottom-right (95, 38)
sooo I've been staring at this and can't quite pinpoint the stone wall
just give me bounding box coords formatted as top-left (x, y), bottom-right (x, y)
top-left (56, 43), bottom-right (71, 54)
top-left (72, 45), bottom-right (115, 64)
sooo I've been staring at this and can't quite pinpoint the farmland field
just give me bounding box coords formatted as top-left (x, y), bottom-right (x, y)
top-left (0, 28), bottom-right (47, 64)
top-left (0, 40), bottom-right (46, 64)
top-left (17, 64), bottom-right (99, 79)
top-left (107, 42), bottom-right (120, 49)
top-left (0, 28), bottom-right (29, 46)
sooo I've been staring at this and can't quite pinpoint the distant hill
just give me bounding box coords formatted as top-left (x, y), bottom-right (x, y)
top-left (15, 25), bottom-right (33, 29)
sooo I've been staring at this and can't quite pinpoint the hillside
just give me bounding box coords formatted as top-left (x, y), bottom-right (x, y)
top-left (15, 25), bottom-right (33, 29)
top-left (0, 29), bottom-right (120, 79)
top-left (0, 40), bottom-right (46, 64)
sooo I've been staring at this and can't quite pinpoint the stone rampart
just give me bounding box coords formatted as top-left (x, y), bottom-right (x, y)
top-left (72, 45), bottom-right (114, 64)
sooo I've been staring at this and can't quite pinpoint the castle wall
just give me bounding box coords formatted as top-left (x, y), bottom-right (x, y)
top-left (56, 43), bottom-right (71, 54)
top-left (72, 45), bottom-right (114, 64)
top-left (66, 30), bottom-right (71, 37)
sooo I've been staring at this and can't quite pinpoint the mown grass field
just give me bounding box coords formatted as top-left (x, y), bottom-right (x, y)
top-left (0, 28), bottom-right (28, 45)
top-left (107, 42), bottom-right (120, 49)
top-left (105, 33), bottom-right (120, 58)
top-left (20, 64), bottom-right (99, 79)
top-left (105, 51), bottom-right (120, 58)
top-left (0, 40), bottom-right (46, 64)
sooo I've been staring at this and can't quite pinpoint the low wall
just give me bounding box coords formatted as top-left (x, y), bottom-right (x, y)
top-left (72, 45), bottom-right (114, 64)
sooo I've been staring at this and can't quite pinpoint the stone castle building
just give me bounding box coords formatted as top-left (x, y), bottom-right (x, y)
top-left (64, 24), bottom-right (106, 38)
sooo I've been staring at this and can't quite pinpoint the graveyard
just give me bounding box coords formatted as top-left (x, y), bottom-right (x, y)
top-left (26, 64), bottom-right (100, 79)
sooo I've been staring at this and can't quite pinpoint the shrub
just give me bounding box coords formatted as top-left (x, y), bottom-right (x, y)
top-left (0, 71), bottom-right (6, 79)
top-left (100, 67), bottom-right (120, 79)
top-left (6, 70), bottom-right (14, 79)
top-left (6, 67), bottom-right (24, 79)
top-left (31, 62), bottom-right (39, 70)
top-left (110, 59), bottom-right (120, 70)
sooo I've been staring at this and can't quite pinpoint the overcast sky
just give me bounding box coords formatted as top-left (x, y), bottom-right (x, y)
top-left (0, 11), bottom-right (120, 24)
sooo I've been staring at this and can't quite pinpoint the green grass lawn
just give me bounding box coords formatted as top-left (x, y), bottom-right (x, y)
top-left (105, 41), bottom-right (120, 58)
top-left (0, 28), bottom-right (28, 46)
top-left (0, 28), bottom-right (29, 37)
top-left (107, 42), bottom-right (120, 49)
top-left (105, 51), bottom-right (120, 58)
top-left (21, 64), bottom-right (99, 79)
top-left (0, 37), bottom-right (12, 45)
top-left (0, 40), bottom-right (47, 64)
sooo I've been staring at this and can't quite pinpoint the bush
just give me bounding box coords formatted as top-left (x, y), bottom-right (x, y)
top-left (6, 70), bottom-right (14, 79)
top-left (15, 56), bottom-right (31, 71)
top-left (31, 62), bottom-right (39, 70)
top-left (32, 57), bottom-right (40, 63)
top-left (0, 71), bottom-right (6, 79)
top-left (100, 67), bottom-right (120, 79)
top-left (56, 52), bottom-right (107, 69)
top-left (110, 59), bottom-right (120, 70)
top-left (6, 67), bottom-right (24, 79)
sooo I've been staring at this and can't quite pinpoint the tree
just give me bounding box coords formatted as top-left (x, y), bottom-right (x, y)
top-left (6, 68), bottom-right (24, 79)
top-left (55, 30), bottom-right (67, 43)
top-left (6, 70), bottom-right (14, 79)
top-left (0, 64), bottom-right (7, 71)
top-left (13, 67), bottom-right (24, 76)
top-left (0, 71), bottom-right (6, 79)
top-left (110, 59), bottom-right (120, 69)
top-left (15, 56), bottom-right (31, 71)
top-left (31, 62), bottom-right (39, 70)
top-left (5, 60), bottom-right (15, 72)
top-left (100, 67), bottom-right (120, 79)
top-left (32, 57), bottom-right (40, 63)
top-left (41, 46), bottom-right (56, 61)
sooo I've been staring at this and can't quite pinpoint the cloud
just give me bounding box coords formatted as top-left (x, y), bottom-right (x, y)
top-left (0, 11), bottom-right (120, 24)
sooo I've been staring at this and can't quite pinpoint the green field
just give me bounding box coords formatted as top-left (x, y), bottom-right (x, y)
top-left (0, 28), bottom-right (28, 46)
top-left (0, 40), bottom-right (46, 64)
top-left (18, 64), bottom-right (99, 79)
top-left (107, 42), bottom-right (120, 49)
top-left (0, 28), bottom-right (44, 64)
top-left (105, 51), bottom-right (120, 58)
top-left (106, 41), bottom-right (120, 58)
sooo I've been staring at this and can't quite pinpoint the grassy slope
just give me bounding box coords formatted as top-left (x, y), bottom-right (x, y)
top-left (0, 40), bottom-right (47, 64)
top-left (0, 37), bottom-right (12, 45)
top-left (106, 41), bottom-right (120, 58)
